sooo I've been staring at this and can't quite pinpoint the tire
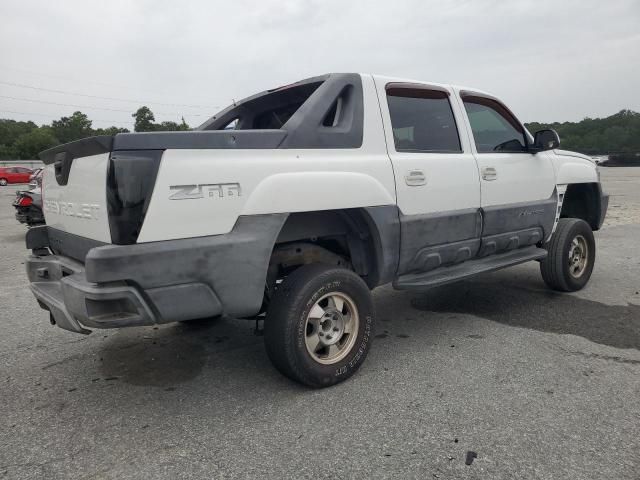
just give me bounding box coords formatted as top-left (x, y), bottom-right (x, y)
top-left (264, 264), bottom-right (375, 388)
top-left (540, 218), bottom-right (595, 292)
top-left (0, 178), bottom-right (7, 186)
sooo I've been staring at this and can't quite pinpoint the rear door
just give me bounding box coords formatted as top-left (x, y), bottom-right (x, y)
top-left (456, 91), bottom-right (557, 255)
top-left (374, 78), bottom-right (481, 275)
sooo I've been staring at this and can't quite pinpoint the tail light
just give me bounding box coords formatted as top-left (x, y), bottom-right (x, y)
top-left (107, 150), bottom-right (162, 245)
top-left (17, 196), bottom-right (33, 207)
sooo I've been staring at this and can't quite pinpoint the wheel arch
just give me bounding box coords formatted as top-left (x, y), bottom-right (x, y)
top-left (560, 182), bottom-right (604, 231)
top-left (269, 206), bottom-right (400, 289)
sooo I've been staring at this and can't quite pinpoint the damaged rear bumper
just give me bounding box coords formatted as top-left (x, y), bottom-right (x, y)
top-left (27, 254), bottom-right (155, 334)
top-left (24, 215), bottom-right (287, 334)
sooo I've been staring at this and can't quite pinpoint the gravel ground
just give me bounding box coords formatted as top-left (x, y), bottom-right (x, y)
top-left (1, 168), bottom-right (639, 479)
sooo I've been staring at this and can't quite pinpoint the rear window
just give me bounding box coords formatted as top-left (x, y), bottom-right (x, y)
top-left (201, 81), bottom-right (323, 131)
top-left (386, 87), bottom-right (461, 153)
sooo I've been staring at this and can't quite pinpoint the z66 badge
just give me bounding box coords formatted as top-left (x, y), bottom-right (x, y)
top-left (169, 183), bottom-right (241, 200)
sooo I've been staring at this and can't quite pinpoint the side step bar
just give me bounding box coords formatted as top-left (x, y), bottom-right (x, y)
top-left (393, 246), bottom-right (547, 291)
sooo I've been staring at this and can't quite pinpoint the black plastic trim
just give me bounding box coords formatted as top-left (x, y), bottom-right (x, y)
top-left (112, 130), bottom-right (287, 151)
top-left (107, 150), bottom-right (162, 245)
top-left (394, 246), bottom-right (547, 290)
top-left (26, 226), bottom-right (106, 262)
top-left (596, 184), bottom-right (609, 230)
top-left (25, 225), bottom-right (49, 250)
top-left (39, 136), bottom-right (113, 165)
top-left (398, 208), bottom-right (482, 275)
top-left (84, 214), bottom-right (288, 318)
top-left (279, 73), bottom-right (364, 149)
top-left (362, 206), bottom-right (401, 286)
top-left (481, 192), bottom-right (557, 239)
top-left (48, 228), bottom-right (106, 262)
top-left (198, 75), bottom-right (329, 131)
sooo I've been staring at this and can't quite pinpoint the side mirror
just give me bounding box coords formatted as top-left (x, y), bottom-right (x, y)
top-left (530, 129), bottom-right (560, 153)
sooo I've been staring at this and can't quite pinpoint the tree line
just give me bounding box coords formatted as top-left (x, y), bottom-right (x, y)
top-left (0, 106), bottom-right (190, 159)
top-left (526, 109), bottom-right (640, 155)
top-left (1, 107), bottom-right (639, 160)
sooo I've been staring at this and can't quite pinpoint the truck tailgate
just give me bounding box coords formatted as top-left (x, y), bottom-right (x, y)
top-left (42, 152), bottom-right (111, 243)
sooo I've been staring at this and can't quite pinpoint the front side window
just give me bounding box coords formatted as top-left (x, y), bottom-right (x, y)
top-left (387, 87), bottom-right (461, 153)
top-left (462, 96), bottom-right (527, 153)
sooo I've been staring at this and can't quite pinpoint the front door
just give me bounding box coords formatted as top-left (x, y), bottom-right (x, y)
top-left (456, 92), bottom-right (557, 256)
top-left (374, 79), bottom-right (481, 275)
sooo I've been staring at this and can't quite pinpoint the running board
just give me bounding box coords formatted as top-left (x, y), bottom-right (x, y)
top-left (393, 246), bottom-right (547, 291)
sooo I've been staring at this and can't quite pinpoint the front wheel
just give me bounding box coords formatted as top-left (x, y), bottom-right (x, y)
top-left (540, 218), bottom-right (595, 292)
top-left (264, 264), bottom-right (375, 388)
top-left (0, 178), bottom-right (7, 186)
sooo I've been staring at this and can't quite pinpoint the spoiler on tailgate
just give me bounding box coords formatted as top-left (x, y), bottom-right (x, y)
top-left (39, 135), bottom-right (114, 165)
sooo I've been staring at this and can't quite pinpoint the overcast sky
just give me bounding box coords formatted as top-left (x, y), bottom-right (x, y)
top-left (1, 0), bottom-right (638, 129)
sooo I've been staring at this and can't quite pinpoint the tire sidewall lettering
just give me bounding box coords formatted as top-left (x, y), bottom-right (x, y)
top-left (293, 277), bottom-right (373, 378)
top-left (296, 280), bottom-right (342, 349)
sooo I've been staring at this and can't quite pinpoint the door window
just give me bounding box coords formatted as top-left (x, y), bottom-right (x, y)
top-left (386, 87), bottom-right (461, 153)
top-left (462, 96), bottom-right (527, 153)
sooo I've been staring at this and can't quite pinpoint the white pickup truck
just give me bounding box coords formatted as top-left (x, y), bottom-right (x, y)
top-left (26, 73), bottom-right (608, 387)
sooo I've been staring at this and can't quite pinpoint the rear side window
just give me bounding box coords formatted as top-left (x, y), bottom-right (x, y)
top-left (202, 81), bottom-right (323, 131)
top-left (462, 96), bottom-right (527, 153)
top-left (386, 87), bottom-right (461, 153)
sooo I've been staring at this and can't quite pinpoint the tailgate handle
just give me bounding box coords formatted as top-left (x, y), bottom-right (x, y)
top-left (53, 153), bottom-right (72, 186)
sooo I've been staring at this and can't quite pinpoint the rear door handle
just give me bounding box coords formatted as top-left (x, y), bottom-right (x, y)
top-left (482, 167), bottom-right (497, 181)
top-left (405, 169), bottom-right (427, 186)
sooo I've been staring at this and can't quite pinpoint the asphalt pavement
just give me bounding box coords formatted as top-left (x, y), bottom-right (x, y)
top-left (1, 168), bottom-right (639, 479)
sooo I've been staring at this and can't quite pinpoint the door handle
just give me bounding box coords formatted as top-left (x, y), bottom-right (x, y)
top-left (405, 169), bottom-right (427, 186)
top-left (482, 167), bottom-right (497, 181)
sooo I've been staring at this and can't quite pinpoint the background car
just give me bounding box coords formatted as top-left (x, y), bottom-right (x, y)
top-left (28, 168), bottom-right (43, 188)
top-left (0, 166), bottom-right (33, 186)
top-left (13, 187), bottom-right (44, 226)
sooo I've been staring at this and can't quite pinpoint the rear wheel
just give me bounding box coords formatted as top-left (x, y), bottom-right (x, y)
top-left (540, 218), bottom-right (595, 292)
top-left (264, 264), bottom-right (375, 388)
top-left (0, 178), bottom-right (7, 186)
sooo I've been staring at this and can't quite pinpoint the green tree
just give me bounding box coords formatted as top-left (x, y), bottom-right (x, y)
top-left (133, 107), bottom-right (190, 132)
top-left (0, 119), bottom-right (38, 148)
top-left (525, 109), bottom-right (640, 154)
top-left (0, 143), bottom-right (17, 160)
top-left (13, 128), bottom-right (59, 159)
top-left (51, 111), bottom-right (93, 144)
top-left (132, 106), bottom-right (156, 132)
top-left (157, 117), bottom-right (190, 131)
top-left (94, 126), bottom-right (130, 136)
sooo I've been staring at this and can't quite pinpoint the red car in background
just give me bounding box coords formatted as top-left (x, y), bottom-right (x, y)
top-left (0, 166), bottom-right (33, 186)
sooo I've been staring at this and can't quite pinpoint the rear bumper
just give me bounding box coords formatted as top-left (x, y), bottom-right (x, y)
top-left (27, 254), bottom-right (156, 334)
top-left (25, 214), bottom-right (287, 334)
